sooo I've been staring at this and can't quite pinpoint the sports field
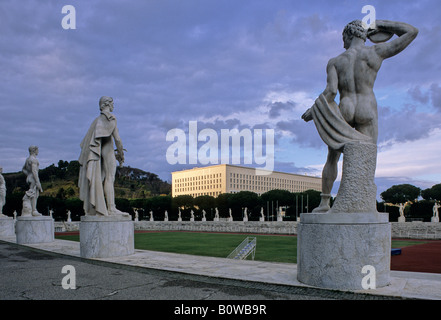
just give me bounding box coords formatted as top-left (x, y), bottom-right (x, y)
top-left (55, 231), bottom-right (426, 264)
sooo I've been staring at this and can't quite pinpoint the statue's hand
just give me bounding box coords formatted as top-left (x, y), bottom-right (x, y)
top-left (301, 108), bottom-right (313, 122)
top-left (115, 149), bottom-right (125, 167)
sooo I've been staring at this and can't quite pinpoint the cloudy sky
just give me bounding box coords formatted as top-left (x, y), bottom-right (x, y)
top-left (1, 0), bottom-right (440, 198)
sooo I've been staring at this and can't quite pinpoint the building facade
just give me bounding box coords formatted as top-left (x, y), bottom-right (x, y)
top-left (172, 164), bottom-right (321, 198)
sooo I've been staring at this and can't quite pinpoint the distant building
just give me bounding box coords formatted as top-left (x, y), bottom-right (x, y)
top-left (171, 164), bottom-right (321, 198)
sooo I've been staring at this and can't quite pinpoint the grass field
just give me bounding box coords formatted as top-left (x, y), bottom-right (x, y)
top-left (55, 232), bottom-right (427, 264)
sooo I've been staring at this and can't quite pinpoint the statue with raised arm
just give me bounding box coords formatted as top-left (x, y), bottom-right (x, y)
top-left (21, 146), bottom-right (43, 216)
top-left (78, 96), bottom-right (129, 217)
top-left (302, 20), bottom-right (418, 213)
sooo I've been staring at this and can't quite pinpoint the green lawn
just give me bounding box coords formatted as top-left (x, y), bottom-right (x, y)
top-left (55, 232), bottom-right (427, 264)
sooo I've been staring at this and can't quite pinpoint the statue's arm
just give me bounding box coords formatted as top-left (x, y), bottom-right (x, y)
top-left (373, 20), bottom-right (418, 59)
top-left (112, 125), bottom-right (125, 166)
top-left (322, 60), bottom-right (338, 104)
top-left (302, 60), bottom-right (338, 122)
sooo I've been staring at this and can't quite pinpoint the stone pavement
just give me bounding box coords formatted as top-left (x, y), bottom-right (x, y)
top-left (1, 236), bottom-right (440, 300)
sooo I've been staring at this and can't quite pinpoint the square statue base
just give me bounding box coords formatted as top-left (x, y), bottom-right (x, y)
top-left (297, 212), bottom-right (391, 290)
top-left (16, 216), bottom-right (54, 244)
top-left (0, 216), bottom-right (15, 237)
top-left (80, 215), bottom-right (134, 258)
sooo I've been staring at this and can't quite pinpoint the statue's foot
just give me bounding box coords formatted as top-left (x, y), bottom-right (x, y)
top-left (311, 204), bottom-right (331, 213)
top-left (311, 194), bottom-right (332, 213)
top-left (32, 211), bottom-right (42, 217)
top-left (0, 213), bottom-right (8, 218)
top-left (109, 208), bottom-right (130, 217)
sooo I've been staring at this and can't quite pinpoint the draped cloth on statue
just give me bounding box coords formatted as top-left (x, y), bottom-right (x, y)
top-left (310, 94), bottom-right (371, 151)
top-left (78, 111), bottom-right (116, 216)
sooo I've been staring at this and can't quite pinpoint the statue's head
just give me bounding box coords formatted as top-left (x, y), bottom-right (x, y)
top-left (342, 20), bottom-right (367, 49)
top-left (99, 96), bottom-right (114, 112)
top-left (28, 145), bottom-right (39, 155)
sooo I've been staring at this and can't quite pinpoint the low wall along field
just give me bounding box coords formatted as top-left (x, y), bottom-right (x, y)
top-left (55, 220), bottom-right (441, 239)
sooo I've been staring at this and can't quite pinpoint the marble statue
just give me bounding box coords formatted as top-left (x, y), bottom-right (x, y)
top-left (260, 207), bottom-right (265, 221)
top-left (67, 210), bottom-right (72, 222)
top-left (78, 96), bottom-right (129, 217)
top-left (178, 208), bottom-right (182, 221)
top-left (0, 167), bottom-right (6, 217)
top-left (202, 210), bottom-right (206, 221)
top-left (134, 208), bottom-right (139, 221)
top-left (164, 210), bottom-right (168, 221)
top-left (433, 202), bottom-right (440, 222)
top-left (149, 211), bottom-right (154, 221)
top-left (243, 207), bottom-right (248, 222)
top-left (13, 210), bottom-right (17, 220)
top-left (190, 210), bottom-right (195, 221)
top-left (21, 146), bottom-right (43, 216)
top-left (214, 208), bottom-right (219, 221)
top-left (302, 20), bottom-right (418, 213)
top-left (49, 209), bottom-right (54, 218)
top-left (277, 207), bottom-right (283, 221)
top-left (399, 203), bottom-right (405, 217)
top-left (228, 208), bottom-right (233, 222)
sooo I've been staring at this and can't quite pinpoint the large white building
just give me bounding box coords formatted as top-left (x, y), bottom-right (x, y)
top-left (171, 164), bottom-right (322, 198)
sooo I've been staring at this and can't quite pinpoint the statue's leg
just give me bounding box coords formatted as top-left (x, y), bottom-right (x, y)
top-left (30, 184), bottom-right (41, 216)
top-left (101, 140), bottom-right (117, 212)
top-left (312, 147), bottom-right (341, 213)
top-left (102, 140), bottom-right (128, 216)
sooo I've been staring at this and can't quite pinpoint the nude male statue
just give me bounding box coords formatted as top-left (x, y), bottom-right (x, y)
top-left (78, 96), bottom-right (129, 216)
top-left (21, 146), bottom-right (43, 216)
top-left (302, 20), bottom-right (418, 212)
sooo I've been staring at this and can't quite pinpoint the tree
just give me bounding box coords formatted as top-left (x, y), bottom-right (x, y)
top-left (421, 183), bottom-right (441, 201)
top-left (172, 195), bottom-right (194, 210)
top-left (302, 189), bottom-right (321, 212)
top-left (215, 193), bottom-right (232, 218)
top-left (380, 184), bottom-right (421, 204)
top-left (260, 189), bottom-right (294, 206)
top-left (229, 191), bottom-right (261, 220)
top-left (193, 195), bottom-right (215, 212)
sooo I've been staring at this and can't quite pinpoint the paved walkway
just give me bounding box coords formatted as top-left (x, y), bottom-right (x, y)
top-left (1, 236), bottom-right (440, 300)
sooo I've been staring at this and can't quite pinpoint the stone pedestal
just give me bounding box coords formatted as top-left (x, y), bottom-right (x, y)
top-left (432, 216), bottom-right (439, 223)
top-left (79, 215), bottom-right (134, 258)
top-left (398, 216), bottom-right (406, 222)
top-left (0, 217), bottom-right (15, 237)
top-left (15, 216), bottom-right (54, 244)
top-left (297, 212), bottom-right (391, 290)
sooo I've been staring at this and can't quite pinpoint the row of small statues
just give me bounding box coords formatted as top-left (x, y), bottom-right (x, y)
top-left (133, 207), bottom-right (280, 222)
